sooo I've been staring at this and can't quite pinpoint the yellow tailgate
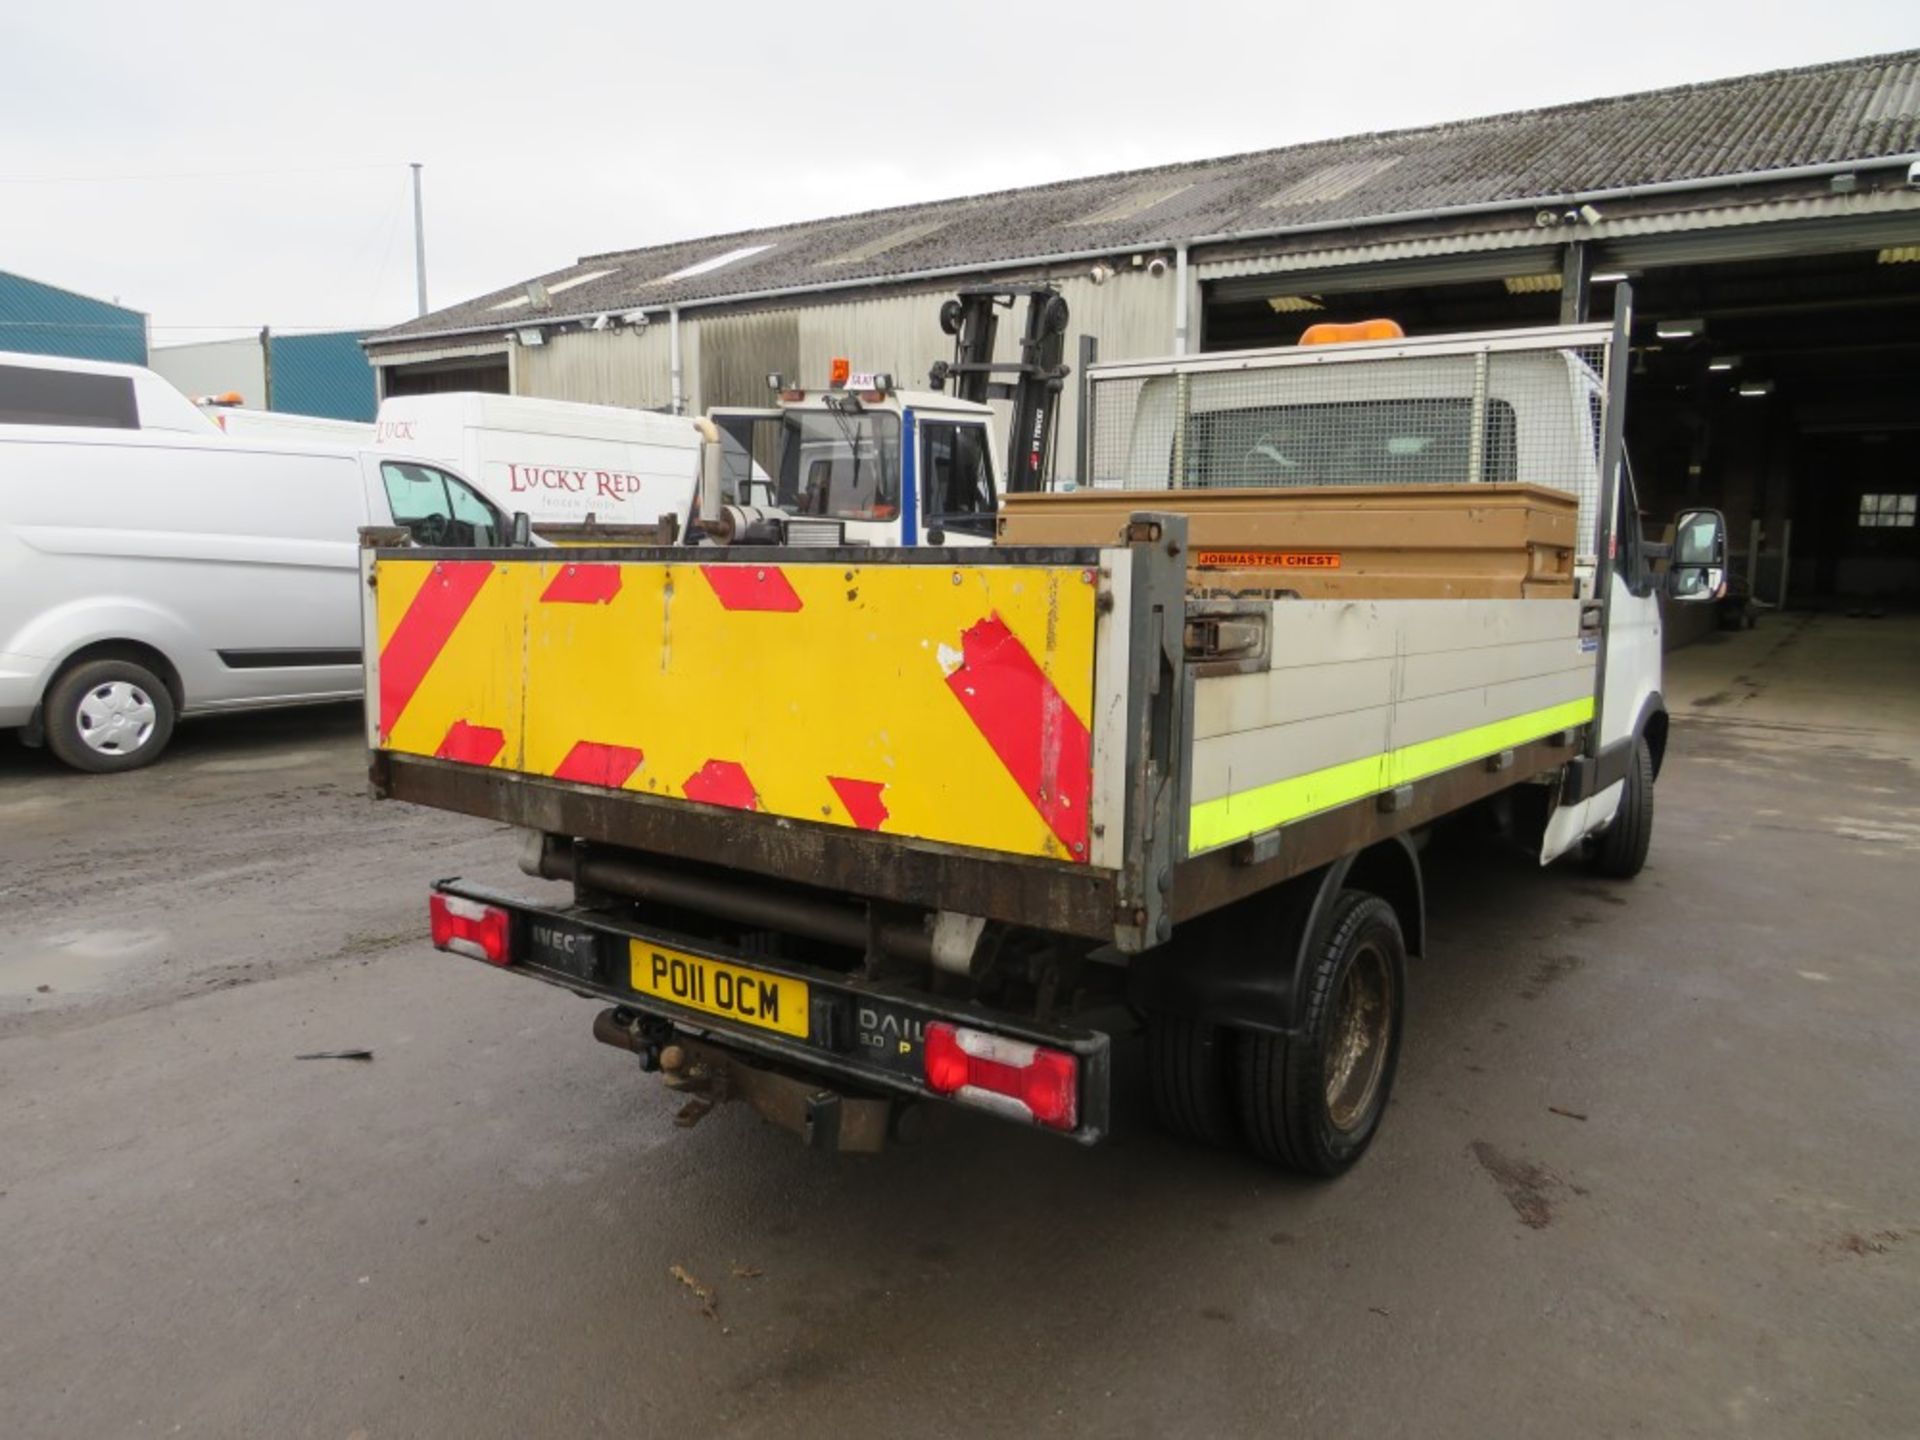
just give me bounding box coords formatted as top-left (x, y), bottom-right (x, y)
top-left (374, 556), bottom-right (1101, 864)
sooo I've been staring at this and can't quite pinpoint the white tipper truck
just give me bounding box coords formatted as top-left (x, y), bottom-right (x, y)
top-left (360, 296), bottom-right (1727, 1175)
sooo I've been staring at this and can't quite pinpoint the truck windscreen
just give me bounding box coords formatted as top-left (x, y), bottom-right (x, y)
top-left (776, 412), bottom-right (902, 522)
top-left (1183, 397), bottom-right (1517, 489)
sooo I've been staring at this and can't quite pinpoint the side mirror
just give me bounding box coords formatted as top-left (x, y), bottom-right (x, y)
top-left (1666, 506), bottom-right (1727, 603)
top-left (510, 510), bottom-right (533, 547)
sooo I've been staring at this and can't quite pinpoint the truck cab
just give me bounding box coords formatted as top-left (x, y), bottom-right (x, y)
top-left (706, 373), bottom-right (1000, 549)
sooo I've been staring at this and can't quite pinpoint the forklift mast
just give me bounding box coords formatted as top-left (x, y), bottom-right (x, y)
top-left (927, 286), bottom-right (1071, 494)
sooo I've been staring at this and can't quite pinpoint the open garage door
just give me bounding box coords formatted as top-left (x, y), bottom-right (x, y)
top-left (379, 353), bottom-right (511, 400)
top-left (1616, 247), bottom-right (1920, 609)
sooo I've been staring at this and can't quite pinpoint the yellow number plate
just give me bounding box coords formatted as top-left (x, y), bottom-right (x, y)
top-left (628, 941), bottom-right (810, 1038)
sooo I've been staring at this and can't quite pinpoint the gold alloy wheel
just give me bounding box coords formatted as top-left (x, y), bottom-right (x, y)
top-left (1323, 939), bottom-right (1392, 1133)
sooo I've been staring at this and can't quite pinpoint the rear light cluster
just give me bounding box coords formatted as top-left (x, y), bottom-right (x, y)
top-left (923, 1022), bottom-right (1078, 1131)
top-left (428, 893), bottom-right (512, 966)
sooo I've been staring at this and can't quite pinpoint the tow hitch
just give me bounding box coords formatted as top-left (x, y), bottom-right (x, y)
top-left (592, 1007), bottom-right (903, 1153)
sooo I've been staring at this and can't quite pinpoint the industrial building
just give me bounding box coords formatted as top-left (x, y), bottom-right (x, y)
top-left (0, 269), bottom-right (147, 364)
top-left (150, 330), bottom-right (377, 421)
top-left (366, 49), bottom-right (1920, 603)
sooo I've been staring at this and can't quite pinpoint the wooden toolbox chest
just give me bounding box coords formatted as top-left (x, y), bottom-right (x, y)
top-left (995, 484), bottom-right (1580, 599)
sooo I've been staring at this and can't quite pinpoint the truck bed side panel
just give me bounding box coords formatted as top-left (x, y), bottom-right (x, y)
top-left (1187, 599), bottom-right (1595, 855)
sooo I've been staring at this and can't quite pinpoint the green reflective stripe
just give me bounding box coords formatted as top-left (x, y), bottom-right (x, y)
top-left (1188, 696), bottom-right (1595, 855)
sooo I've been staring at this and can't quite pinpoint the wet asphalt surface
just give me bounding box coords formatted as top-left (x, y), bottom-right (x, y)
top-left (1, 614), bottom-right (1915, 1438)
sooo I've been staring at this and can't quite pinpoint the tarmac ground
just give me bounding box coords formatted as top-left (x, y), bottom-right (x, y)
top-left (1, 611), bottom-right (1915, 1438)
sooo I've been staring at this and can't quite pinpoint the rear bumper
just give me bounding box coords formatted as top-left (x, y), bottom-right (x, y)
top-left (431, 878), bottom-right (1114, 1143)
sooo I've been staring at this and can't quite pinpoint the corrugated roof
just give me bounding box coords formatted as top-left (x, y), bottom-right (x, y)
top-left (371, 49), bottom-right (1920, 347)
top-left (1263, 156), bottom-right (1407, 210)
top-left (1194, 187), bottom-right (1920, 279)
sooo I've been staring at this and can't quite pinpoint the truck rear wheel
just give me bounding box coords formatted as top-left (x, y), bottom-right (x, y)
top-left (1236, 890), bottom-right (1405, 1177)
top-left (1588, 736), bottom-right (1654, 880)
top-left (44, 657), bottom-right (177, 773)
top-left (1147, 1014), bottom-right (1239, 1148)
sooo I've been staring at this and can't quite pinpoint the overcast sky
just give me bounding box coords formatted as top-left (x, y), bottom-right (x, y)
top-left (1, 1), bottom-right (1912, 345)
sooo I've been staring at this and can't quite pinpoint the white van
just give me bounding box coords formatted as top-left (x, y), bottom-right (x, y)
top-left (0, 352), bottom-right (520, 773)
top-left (204, 405), bottom-right (377, 449)
top-left (373, 392), bottom-right (701, 534)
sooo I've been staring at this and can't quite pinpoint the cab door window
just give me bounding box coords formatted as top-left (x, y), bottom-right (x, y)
top-left (381, 462), bottom-right (501, 546)
top-left (445, 474), bottom-right (502, 546)
top-left (920, 420), bottom-right (995, 535)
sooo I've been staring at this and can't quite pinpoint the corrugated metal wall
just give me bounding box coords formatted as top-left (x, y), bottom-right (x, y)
top-left (152, 331), bottom-right (377, 419)
top-left (0, 270), bottom-right (147, 364)
top-left (149, 337), bottom-right (267, 405)
top-left (1050, 272), bottom-right (1179, 481)
top-left (409, 268), bottom-right (1183, 482)
top-left (268, 331), bottom-right (377, 421)
top-left (790, 294), bottom-right (954, 386)
top-left (515, 324), bottom-right (678, 409)
top-left (687, 274), bottom-right (1180, 480)
top-left (698, 311), bottom-right (799, 408)
top-left (739, 275), bottom-right (1181, 481)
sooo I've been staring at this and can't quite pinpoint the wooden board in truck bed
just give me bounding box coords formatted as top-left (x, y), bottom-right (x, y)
top-left (995, 483), bottom-right (1577, 599)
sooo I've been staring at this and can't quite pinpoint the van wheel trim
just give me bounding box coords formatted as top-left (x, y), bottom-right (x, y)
top-left (76, 682), bottom-right (159, 755)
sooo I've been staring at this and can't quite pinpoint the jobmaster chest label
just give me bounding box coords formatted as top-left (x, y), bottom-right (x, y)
top-left (1194, 550), bottom-right (1342, 569)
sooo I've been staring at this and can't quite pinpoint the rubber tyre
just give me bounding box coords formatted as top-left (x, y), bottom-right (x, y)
top-left (43, 657), bottom-right (176, 773)
top-left (1236, 891), bottom-right (1406, 1177)
top-left (1589, 736), bottom-right (1654, 880)
top-left (1147, 1014), bottom-right (1239, 1148)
